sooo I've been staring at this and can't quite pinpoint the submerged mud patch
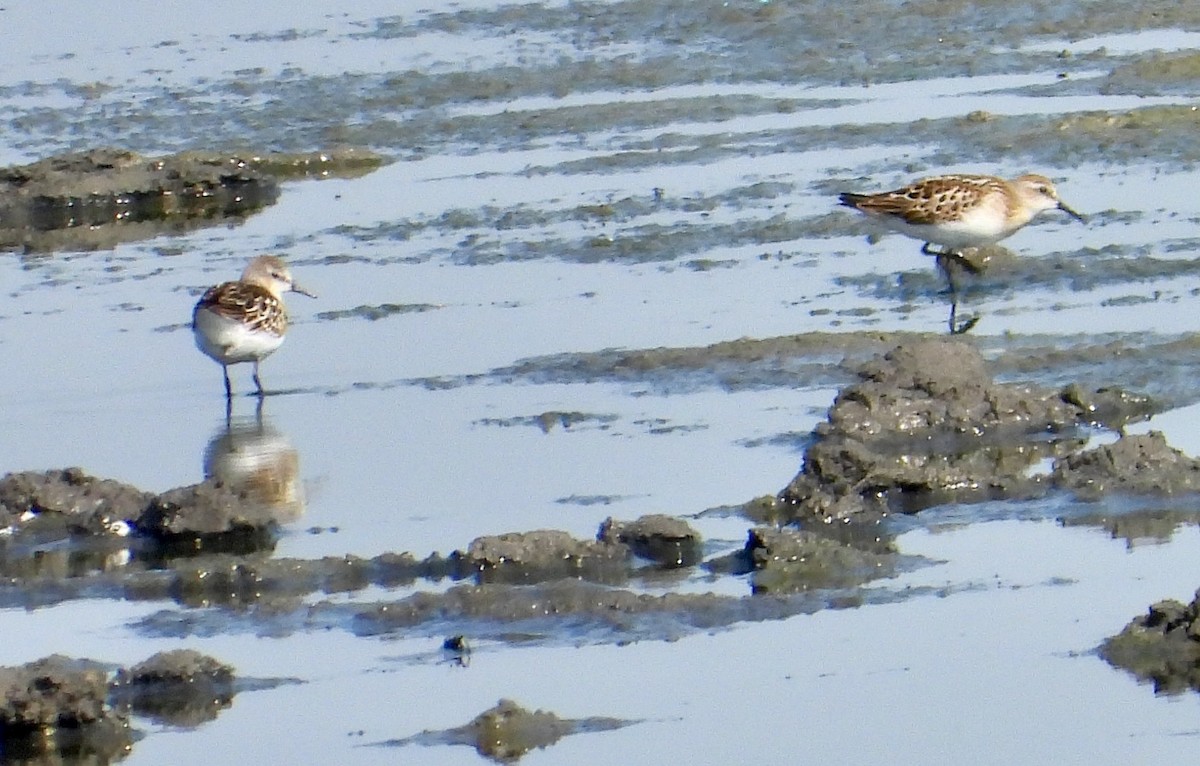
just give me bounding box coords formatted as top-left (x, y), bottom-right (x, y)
top-left (401, 329), bottom-right (1200, 417)
top-left (314, 302), bottom-right (441, 322)
top-left (0, 147), bottom-right (383, 253)
top-left (377, 698), bottom-right (636, 761)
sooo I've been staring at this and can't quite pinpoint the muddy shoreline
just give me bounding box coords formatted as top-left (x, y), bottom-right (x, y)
top-left (3, 338), bottom-right (1196, 750)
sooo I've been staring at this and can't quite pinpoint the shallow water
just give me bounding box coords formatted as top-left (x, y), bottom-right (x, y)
top-left (4, 0), bottom-right (1200, 763)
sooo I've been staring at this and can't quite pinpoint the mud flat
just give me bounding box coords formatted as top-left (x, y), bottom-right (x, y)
top-left (2, 335), bottom-right (1199, 758)
top-left (3, 339), bottom-right (1195, 643)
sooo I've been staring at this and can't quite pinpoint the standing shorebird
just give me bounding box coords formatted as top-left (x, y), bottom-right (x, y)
top-left (192, 255), bottom-right (316, 398)
top-left (839, 173), bottom-right (1085, 289)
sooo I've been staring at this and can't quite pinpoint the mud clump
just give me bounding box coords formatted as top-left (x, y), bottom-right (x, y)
top-left (0, 148), bottom-right (278, 252)
top-left (1101, 591), bottom-right (1200, 695)
top-left (138, 478), bottom-right (285, 551)
top-left (0, 467), bottom-right (151, 536)
top-left (1052, 431), bottom-right (1200, 498)
top-left (598, 514), bottom-right (702, 567)
top-left (778, 339), bottom-right (1152, 521)
top-left (464, 699), bottom-right (574, 761)
top-left (112, 650), bottom-right (236, 727)
top-left (465, 529), bottom-right (630, 583)
top-left (0, 650), bottom-right (240, 759)
top-left (746, 527), bottom-right (896, 593)
top-left (0, 147), bottom-right (384, 252)
top-left (0, 655), bottom-right (131, 760)
top-left (0, 468), bottom-right (299, 556)
top-left (382, 698), bottom-right (632, 760)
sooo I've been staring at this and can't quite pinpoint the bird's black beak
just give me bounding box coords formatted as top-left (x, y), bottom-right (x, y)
top-left (1058, 201), bottom-right (1086, 223)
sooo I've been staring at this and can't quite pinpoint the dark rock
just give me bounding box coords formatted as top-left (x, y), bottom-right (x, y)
top-left (597, 514), bottom-right (703, 567)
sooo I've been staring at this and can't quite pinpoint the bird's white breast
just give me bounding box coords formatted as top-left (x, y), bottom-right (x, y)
top-left (193, 307), bottom-right (285, 364)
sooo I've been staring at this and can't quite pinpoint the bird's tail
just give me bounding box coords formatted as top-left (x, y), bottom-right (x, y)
top-left (838, 192), bottom-right (869, 209)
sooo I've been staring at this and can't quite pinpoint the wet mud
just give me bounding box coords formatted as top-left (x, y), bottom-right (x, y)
top-left (0, 650), bottom-right (246, 761)
top-left (0, 147), bottom-right (383, 253)
top-left (8, 0), bottom-right (1200, 759)
top-left (776, 339), bottom-right (1153, 522)
top-left (378, 698), bottom-right (635, 762)
top-left (2, 339), bottom-right (1191, 653)
top-left (1102, 592), bottom-right (1200, 695)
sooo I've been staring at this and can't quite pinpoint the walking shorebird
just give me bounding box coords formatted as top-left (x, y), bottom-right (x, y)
top-left (839, 173), bottom-right (1085, 331)
top-left (192, 255), bottom-right (316, 397)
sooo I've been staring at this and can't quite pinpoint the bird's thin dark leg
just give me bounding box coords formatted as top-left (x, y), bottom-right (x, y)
top-left (224, 393), bottom-right (233, 427)
top-left (253, 362), bottom-right (266, 397)
top-left (934, 253), bottom-right (960, 298)
top-left (947, 301), bottom-right (981, 335)
top-left (254, 393), bottom-right (265, 424)
top-left (222, 366), bottom-right (233, 399)
top-left (930, 248), bottom-right (981, 334)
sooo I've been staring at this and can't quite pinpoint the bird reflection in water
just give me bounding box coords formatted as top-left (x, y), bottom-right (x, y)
top-left (203, 398), bottom-right (305, 525)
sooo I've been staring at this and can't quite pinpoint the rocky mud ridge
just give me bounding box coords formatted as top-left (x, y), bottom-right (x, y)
top-left (770, 339), bottom-right (1160, 521)
top-left (4, 338), bottom-right (1200, 758)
